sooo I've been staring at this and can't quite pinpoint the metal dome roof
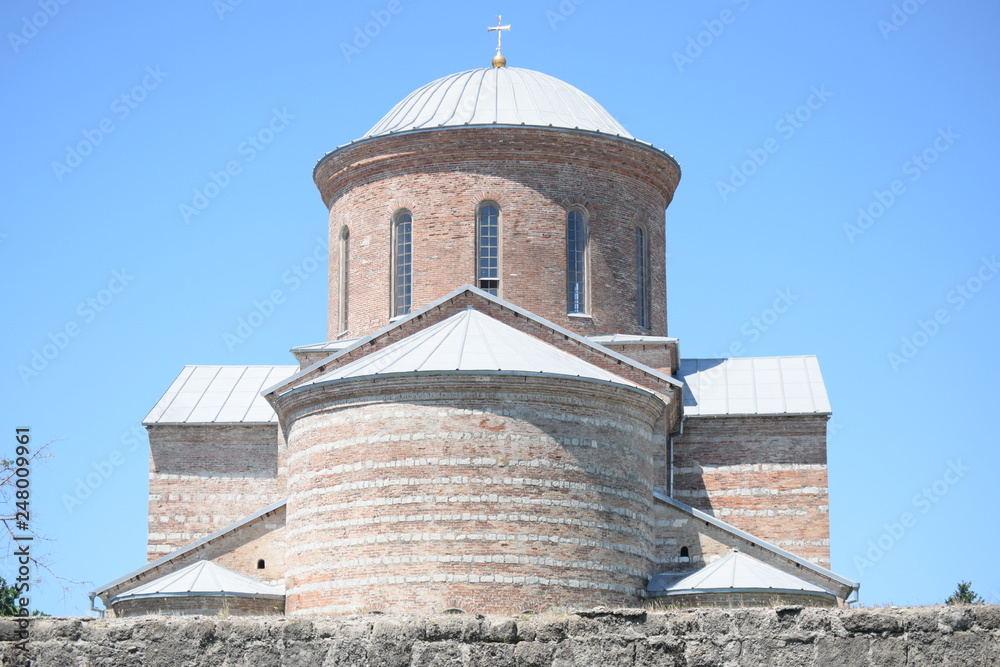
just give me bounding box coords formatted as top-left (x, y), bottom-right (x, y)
top-left (362, 67), bottom-right (633, 140)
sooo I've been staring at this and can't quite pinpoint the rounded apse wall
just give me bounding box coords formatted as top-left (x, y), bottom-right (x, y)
top-left (316, 127), bottom-right (680, 340)
top-left (278, 372), bottom-right (666, 615)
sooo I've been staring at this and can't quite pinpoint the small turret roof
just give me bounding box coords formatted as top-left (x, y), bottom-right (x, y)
top-left (648, 551), bottom-right (835, 598)
top-left (111, 560), bottom-right (283, 603)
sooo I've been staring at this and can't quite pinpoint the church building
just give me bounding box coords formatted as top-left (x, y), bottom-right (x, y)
top-left (93, 31), bottom-right (858, 616)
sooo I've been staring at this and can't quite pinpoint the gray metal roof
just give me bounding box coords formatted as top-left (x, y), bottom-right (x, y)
top-left (362, 67), bottom-right (633, 140)
top-left (678, 356), bottom-right (831, 417)
top-left (648, 551), bottom-right (833, 597)
top-left (290, 340), bottom-right (359, 353)
top-left (267, 286), bottom-right (683, 398)
top-left (300, 308), bottom-right (642, 390)
top-left (143, 365), bottom-right (296, 425)
top-left (111, 560), bottom-right (283, 603)
top-left (590, 334), bottom-right (678, 345)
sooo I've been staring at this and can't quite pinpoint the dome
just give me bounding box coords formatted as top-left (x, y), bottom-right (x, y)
top-left (361, 67), bottom-right (634, 141)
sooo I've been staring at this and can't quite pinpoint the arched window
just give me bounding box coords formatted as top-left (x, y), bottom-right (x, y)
top-left (635, 225), bottom-right (650, 329)
top-left (566, 209), bottom-right (588, 314)
top-left (257, 559), bottom-right (266, 569)
top-left (680, 546), bottom-right (689, 559)
top-left (338, 225), bottom-right (350, 333)
top-left (392, 211), bottom-right (412, 317)
top-left (476, 203), bottom-right (500, 295)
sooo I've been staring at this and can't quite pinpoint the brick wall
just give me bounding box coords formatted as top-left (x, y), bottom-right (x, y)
top-left (102, 505), bottom-right (286, 609)
top-left (147, 424), bottom-right (284, 560)
top-left (315, 128), bottom-right (679, 340)
top-left (665, 415), bottom-right (830, 567)
top-left (278, 372), bottom-right (665, 615)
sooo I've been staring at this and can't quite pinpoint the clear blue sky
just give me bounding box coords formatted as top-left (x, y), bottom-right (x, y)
top-left (3, 1), bottom-right (998, 615)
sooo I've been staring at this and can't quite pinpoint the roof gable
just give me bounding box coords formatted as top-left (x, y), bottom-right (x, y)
top-left (299, 308), bottom-right (641, 390)
top-left (266, 286), bottom-right (681, 402)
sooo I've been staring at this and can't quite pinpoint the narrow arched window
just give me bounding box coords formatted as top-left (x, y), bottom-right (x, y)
top-left (338, 226), bottom-right (350, 333)
top-left (476, 203), bottom-right (500, 295)
top-left (680, 546), bottom-right (689, 559)
top-left (566, 209), bottom-right (588, 314)
top-left (392, 211), bottom-right (412, 316)
top-left (635, 225), bottom-right (650, 329)
top-left (257, 559), bottom-right (266, 569)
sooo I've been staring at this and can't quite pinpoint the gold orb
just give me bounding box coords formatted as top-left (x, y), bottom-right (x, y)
top-left (492, 53), bottom-right (507, 68)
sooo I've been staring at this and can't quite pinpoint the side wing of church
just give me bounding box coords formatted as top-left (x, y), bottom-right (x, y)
top-left (93, 55), bottom-right (857, 616)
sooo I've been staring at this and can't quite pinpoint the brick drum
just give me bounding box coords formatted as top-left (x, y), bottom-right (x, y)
top-left (275, 372), bottom-right (666, 615)
top-left (315, 127), bottom-right (680, 340)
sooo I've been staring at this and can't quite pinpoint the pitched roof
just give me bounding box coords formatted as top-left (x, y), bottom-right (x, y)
top-left (648, 550), bottom-right (834, 597)
top-left (297, 308), bottom-right (642, 390)
top-left (93, 499), bottom-right (286, 601)
top-left (678, 356), bottom-right (831, 417)
top-left (111, 560), bottom-right (283, 603)
top-left (267, 285), bottom-right (682, 399)
top-left (653, 492), bottom-right (858, 600)
top-left (143, 365), bottom-right (296, 425)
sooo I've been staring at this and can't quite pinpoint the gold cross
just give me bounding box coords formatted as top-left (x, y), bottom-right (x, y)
top-left (487, 14), bottom-right (511, 55)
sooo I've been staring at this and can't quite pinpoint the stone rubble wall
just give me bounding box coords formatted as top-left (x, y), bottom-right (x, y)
top-left (3, 605), bottom-right (998, 666)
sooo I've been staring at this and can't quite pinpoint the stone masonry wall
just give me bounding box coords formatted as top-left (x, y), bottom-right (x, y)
top-left (5, 606), bottom-right (998, 666)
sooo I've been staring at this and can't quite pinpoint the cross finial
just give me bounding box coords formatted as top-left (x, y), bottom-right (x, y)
top-left (487, 14), bottom-right (511, 68)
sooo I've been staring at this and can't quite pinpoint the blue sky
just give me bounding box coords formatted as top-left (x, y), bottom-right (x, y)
top-left (2, 0), bottom-right (998, 615)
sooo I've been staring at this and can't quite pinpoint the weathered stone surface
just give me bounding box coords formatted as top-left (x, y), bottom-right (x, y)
top-left (3, 607), bottom-right (998, 666)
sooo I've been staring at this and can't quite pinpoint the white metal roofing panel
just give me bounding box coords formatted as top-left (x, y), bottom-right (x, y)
top-left (291, 339), bottom-right (360, 353)
top-left (302, 308), bottom-right (641, 389)
top-left (363, 67), bottom-right (633, 140)
top-left (679, 356), bottom-right (831, 417)
top-left (649, 551), bottom-right (831, 595)
top-left (589, 333), bottom-right (678, 344)
top-left (114, 560), bottom-right (283, 600)
top-left (144, 366), bottom-right (297, 425)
